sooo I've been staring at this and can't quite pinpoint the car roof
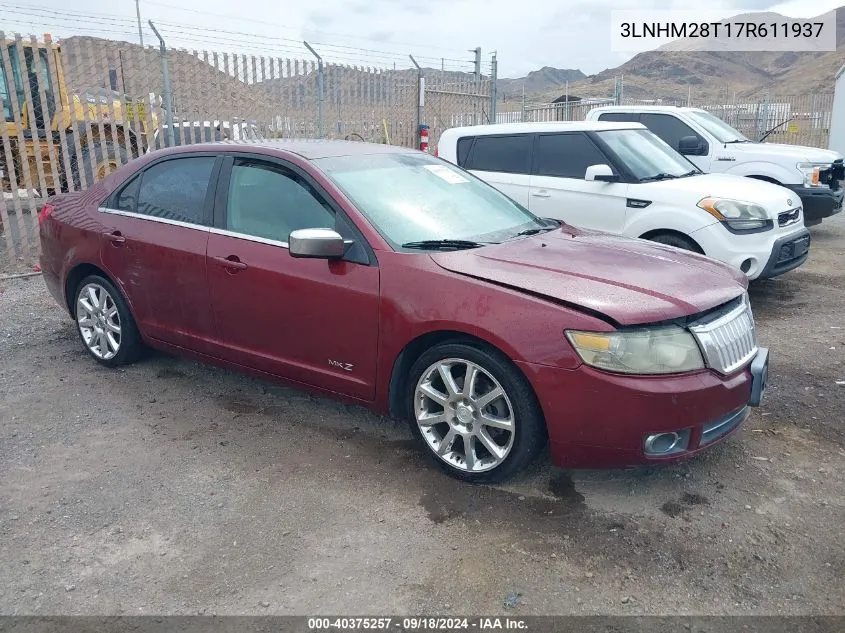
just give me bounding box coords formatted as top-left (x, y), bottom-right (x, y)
top-left (440, 121), bottom-right (645, 138)
top-left (154, 138), bottom-right (419, 160)
top-left (591, 105), bottom-right (704, 113)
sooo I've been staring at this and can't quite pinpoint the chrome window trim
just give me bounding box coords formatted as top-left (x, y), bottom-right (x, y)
top-left (208, 227), bottom-right (290, 249)
top-left (98, 207), bottom-right (210, 232)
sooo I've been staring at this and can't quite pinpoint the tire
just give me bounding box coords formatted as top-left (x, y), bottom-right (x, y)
top-left (72, 274), bottom-right (143, 367)
top-left (406, 341), bottom-right (546, 483)
top-left (647, 232), bottom-right (702, 254)
top-left (71, 139), bottom-right (129, 190)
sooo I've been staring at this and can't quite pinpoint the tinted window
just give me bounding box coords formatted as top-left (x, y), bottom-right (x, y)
top-left (534, 133), bottom-right (608, 179)
top-left (640, 113), bottom-right (700, 152)
top-left (456, 137), bottom-right (474, 167)
top-left (465, 135), bottom-right (531, 174)
top-left (227, 161), bottom-right (335, 242)
top-left (115, 174), bottom-right (141, 212)
top-left (598, 112), bottom-right (640, 122)
top-left (136, 157), bottom-right (215, 225)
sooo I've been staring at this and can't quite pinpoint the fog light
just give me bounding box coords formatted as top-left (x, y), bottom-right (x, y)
top-left (740, 258), bottom-right (752, 273)
top-left (644, 429), bottom-right (691, 456)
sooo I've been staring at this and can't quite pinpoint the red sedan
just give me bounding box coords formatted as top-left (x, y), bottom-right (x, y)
top-left (38, 140), bottom-right (769, 482)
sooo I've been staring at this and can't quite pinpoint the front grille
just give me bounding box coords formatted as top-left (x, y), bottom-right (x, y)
top-left (778, 207), bottom-right (801, 227)
top-left (689, 296), bottom-right (758, 375)
top-left (700, 406), bottom-right (749, 446)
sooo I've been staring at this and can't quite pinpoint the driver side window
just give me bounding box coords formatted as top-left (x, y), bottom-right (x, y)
top-left (226, 160), bottom-right (335, 243)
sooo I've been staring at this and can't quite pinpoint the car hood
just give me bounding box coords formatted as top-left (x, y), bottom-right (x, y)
top-left (727, 141), bottom-right (841, 163)
top-left (647, 173), bottom-right (797, 215)
top-left (430, 227), bottom-right (747, 325)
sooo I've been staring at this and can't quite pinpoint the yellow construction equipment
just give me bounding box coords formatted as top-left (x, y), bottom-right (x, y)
top-left (1, 36), bottom-right (156, 195)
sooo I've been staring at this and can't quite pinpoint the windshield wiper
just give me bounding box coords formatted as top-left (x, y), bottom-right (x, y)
top-left (724, 138), bottom-right (750, 144)
top-left (401, 239), bottom-right (491, 250)
top-left (677, 169), bottom-right (700, 177)
top-left (640, 172), bottom-right (679, 182)
top-left (513, 218), bottom-right (561, 238)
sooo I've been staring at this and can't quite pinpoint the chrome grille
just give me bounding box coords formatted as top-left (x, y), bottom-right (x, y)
top-left (689, 296), bottom-right (758, 375)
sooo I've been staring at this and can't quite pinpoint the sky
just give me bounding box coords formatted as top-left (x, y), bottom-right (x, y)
top-left (1, 0), bottom-right (844, 78)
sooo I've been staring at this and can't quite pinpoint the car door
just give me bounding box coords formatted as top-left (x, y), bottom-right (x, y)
top-left (99, 154), bottom-right (219, 354)
top-left (528, 132), bottom-right (630, 233)
top-left (639, 113), bottom-right (712, 172)
top-left (206, 155), bottom-right (380, 401)
top-left (462, 134), bottom-right (532, 207)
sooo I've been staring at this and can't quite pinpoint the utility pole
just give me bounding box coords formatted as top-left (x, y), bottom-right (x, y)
top-left (148, 21), bottom-right (173, 147)
top-left (469, 47), bottom-right (481, 124)
top-left (303, 42), bottom-right (325, 138)
top-left (135, 0), bottom-right (144, 47)
top-left (410, 54), bottom-right (423, 145)
top-left (489, 51), bottom-right (497, 124)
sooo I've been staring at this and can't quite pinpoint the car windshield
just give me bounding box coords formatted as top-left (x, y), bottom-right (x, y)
top-left (687, 110), bottom-right (749, 143)
top-left (596, 128), bottom-right (699, 181)
top-left (314, 152), bottom-right (547, 249)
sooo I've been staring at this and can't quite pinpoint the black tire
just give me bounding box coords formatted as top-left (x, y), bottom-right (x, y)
top-left (71, 139), bottom-right (129, 190)
top-left (406, 341), bottom-right (547, 483)
top-left (72, 274), bottom-right (143, 367)
top-left (647, 232), bottom-right (702, 253)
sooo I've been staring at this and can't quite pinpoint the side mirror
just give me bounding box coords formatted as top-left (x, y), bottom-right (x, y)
top-left (289, 228), bottom-right (346, 259)
top-left (678, 135), bottom-right (705, 155)
top-left (585, 164), bottom-right (619, 182)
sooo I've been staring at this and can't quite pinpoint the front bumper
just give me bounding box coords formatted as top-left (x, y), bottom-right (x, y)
top-left (757, 228), bottom-right (811, 279)
top-left (784, 184), bottom-right (843, 225)
top-left (517, 348), bottom-right (768, 469)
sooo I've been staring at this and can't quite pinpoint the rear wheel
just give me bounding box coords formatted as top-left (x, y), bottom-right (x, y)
top-left (647, 232), bottom-right (702, 253)
top-left (407, 342), bottom-right (546, 483)
top-left (73, 274), bottom-right (143, 367)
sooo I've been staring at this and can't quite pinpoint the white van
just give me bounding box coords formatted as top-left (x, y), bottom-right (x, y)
top-left (437, 121), bottom-right (810, 280)
top-left (586, 105), bottom-right (844, 226)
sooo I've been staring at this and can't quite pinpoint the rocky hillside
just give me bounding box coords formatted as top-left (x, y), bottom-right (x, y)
top-left (496, 66), bottom-right (585, 100)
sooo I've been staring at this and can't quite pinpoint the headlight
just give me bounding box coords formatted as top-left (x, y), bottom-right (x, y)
top-left (797, 162), bottom-right (826, 188)
top-left (566, 326), bottom-right (705, 375)
top-left (697, 197), bottom-right (770, 231)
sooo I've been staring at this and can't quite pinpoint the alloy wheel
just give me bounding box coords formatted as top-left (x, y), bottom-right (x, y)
top-left (414, 358), bottom-right (516, 473)
top-left (76, 283), bottom-right (122, 360)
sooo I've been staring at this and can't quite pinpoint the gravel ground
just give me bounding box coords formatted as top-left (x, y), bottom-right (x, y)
top-left (1, 215), bottom-right (844, 616)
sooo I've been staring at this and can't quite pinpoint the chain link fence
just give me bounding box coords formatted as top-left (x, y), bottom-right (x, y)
top-left (503, 93), bottom-right (833, 149)
top-left (0, 31), bottom-right (493, 272)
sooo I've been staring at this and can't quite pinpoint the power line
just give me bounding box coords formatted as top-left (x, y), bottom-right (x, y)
top-left (0, 5), bottom-right (475, 70)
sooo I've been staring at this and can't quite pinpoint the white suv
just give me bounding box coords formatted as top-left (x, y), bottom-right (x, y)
top-left (437, 121), bottom-right (810, 280)
top-left (586, 105), bottom-right (844, 226)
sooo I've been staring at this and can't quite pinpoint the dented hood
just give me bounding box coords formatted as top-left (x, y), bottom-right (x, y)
top-left (430, 227), bottom-right (748, 325)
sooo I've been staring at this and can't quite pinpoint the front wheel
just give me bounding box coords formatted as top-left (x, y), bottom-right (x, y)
top-left (647, 232), bottom-right (702, 253)
top-left (406, 342), bottom-right (546, 483)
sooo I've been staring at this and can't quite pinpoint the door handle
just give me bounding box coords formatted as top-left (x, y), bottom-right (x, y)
top-left (531, 190), bottom-right (551, 198)
top-left (212, 255), bottom-right (248, 272)
top-left (106, 230), bottom-right (125, 246)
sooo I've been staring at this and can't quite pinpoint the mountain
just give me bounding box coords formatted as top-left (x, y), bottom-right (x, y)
top-left (496, 67), bottom-right (585, 100)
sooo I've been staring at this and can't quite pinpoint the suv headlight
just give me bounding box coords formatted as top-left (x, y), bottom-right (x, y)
top-left (566, 326), bottom-right (705, 375)
top-left (797, 162), bottom-right (828, 188)
top-left (697, 197), bottom-right (770, 231)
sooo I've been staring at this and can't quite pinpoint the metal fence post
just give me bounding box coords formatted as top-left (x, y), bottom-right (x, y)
top-left (148, 21), bottom-right (174, 147)
top-left (304, 42), bottom-right (324, 138)
top-left (409, 55), bottom-right (423, 144)
top-left (490, 52), bottom-right (497, 124)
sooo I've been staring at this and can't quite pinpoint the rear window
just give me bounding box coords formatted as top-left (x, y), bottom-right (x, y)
top-left (598, 112), bottom-right (640, 122)
top-left (456, 137), bottom-right (474, 167)
top-left (464, 134), bottom-right (531, 175)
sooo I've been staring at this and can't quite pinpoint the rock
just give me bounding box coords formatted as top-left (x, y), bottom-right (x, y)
top-left (621, 596), bottom-right (631, 604)
top-left (745, 505), bottom-right (752, 510)
top-left (518, 496), bottom-right (525, 501)
top-left (259, 601), bottom-right (270, 608)
top-left (585, 571), bottom-right (594, 578)
top-left (503, 592), bottom-right (522, 609)
top-left (64, 585), bottom-right (75, 592)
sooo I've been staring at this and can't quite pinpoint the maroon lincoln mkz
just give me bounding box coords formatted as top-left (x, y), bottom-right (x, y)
top-left (38, 140), bottom-right (768, 482)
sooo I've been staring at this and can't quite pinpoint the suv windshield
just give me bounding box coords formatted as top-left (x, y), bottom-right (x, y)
top-left (314, 152), bottom-right (547, 249)
top-left (596, 128), bottom-right (699, 181)
top-left (687, 110), bottom-right (749, 143)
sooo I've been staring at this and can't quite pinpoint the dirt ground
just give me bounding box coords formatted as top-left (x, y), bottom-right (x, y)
top-left (1, 216), bottom-right (844, 617)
